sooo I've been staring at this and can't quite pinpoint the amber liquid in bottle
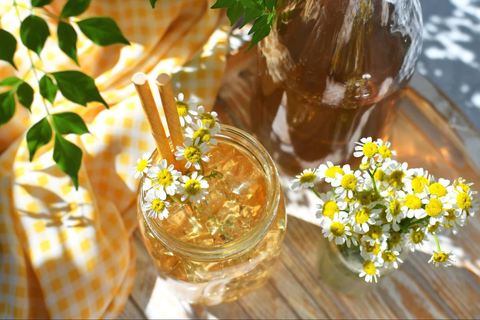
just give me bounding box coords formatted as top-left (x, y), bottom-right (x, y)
top-left (252, 0), bottom-right (418, 176)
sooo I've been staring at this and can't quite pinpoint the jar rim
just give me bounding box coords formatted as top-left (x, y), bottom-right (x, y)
top-left (139, 124), bottom-right (282, 260)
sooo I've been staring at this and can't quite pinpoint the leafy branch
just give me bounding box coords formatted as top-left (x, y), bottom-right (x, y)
top-left (149, 0), bottom-right (277, 52)
top-left (0, 0), bottom-right (130, 189)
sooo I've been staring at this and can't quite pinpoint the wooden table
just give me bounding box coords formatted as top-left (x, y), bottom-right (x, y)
top-left (119, 44), bottom-right (480, 319)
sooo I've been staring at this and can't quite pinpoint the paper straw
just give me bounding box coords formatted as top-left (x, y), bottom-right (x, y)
top-left (156, 74), bottom-right (185, 150)
top-left (132, 73), bottom-right (175, 166)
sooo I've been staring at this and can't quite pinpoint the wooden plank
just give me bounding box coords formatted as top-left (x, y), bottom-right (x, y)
top-left (117, 298), bottom-right (146, 319)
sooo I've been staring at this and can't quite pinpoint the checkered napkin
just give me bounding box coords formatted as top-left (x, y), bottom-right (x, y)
top-left (0, 0), bottom-right (228, 318)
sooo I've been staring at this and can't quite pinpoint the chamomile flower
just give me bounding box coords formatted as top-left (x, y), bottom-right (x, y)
top-left (291, 168), bottom-right (320, 190)
top-left (379, 250), bottom-right (403, 269)
top-left (315, 191), bottom-right (347, 221)
top-left (350, 206), bottom-right (381, 233)
top-left (361, 224), bottom-right (390, 245)
top-left (147, 159), bottom-right (181, 195)
top-left (175, 138), bottom-right (210, 170)
top-left (385, 193), bottom-right (406, 225)
top-left (131, 152), bottom-right (152, 178)
top-left (376, 138), bottom-right (397, 161)
top-left (401, 192), bottom-right (426, 219)
top-left (196, 106), bottom-right (221, 132)
top-left (404, 168), bottom-right (429, 195)
top-left (448, 177), bottom-right (474, 194)
top-left (383, 159), bottom-right (409, 190)
top-left (354, 137), bottom-right (378, 164)
top-left (421, 196), bottom-right (447, 223)
top-left (322, 213), bottom-right (352, 245)
top-left (143, 189), bottom-right (170, 220)
top-left (178, 171), bottom-right (209, 203)
top-left (185, 120), bottom-right (219, 145)
top-left (317, 161), bottom-right (345, 184)
top-left (428, 251), bottom-right (455, 267)
top-left (442, 208), bottom-right (462, 229)
top-left (389, 230), bottom-right (404, 251)
top-left (450, 188), bottom-right (478, 220)
top-left (175, 93), bottom-right (198, 126)
top-left (359, 260), bottom-right (381, 283)
top-left (405, 227), bottom-right (426, 252)
top-left (360, 241), bottom-right (384, 261)
top-left (331, 165), bottom-right (363, 199)
top-left (427, 177), bottom-right (450, 199)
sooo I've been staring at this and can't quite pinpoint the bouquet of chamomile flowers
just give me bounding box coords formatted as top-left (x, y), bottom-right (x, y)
top-left (291, 137), bottom-right (478, 283)
top-left (131, 93), bottom-right (221, 220)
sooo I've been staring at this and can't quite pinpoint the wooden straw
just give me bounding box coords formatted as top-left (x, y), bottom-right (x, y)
top-left (156, 74), bottom-right (184, 150)
top-left (132, 73), bottom-right (175, 165)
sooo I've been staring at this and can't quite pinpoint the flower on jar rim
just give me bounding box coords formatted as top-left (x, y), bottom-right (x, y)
top-left (359, 260), bottom-right (381, 283)
top-left (178, 171), bottom-right (209, 203)
top-left (147, 159), bottom-right (182, 195)
top-left (428, 251), bottom-right (455, 267)
top-left (196, 106), bottom-right (221, 132)
top-left (143, 188), bottom-right (170, 220)
top-left (175, 93), bottom-right (198, 126)
top-left (185, 119), bottom-right (219, 145)
top-left (379, 250), bottom-right (403, 269)
top-left (291, 168), bottom-right (320, 190)
top-left (131, 152), bottom-right (152, 178)
top-left (175, 137), bottom-right (210, 170)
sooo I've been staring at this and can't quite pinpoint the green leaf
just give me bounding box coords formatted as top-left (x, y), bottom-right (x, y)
top-left (240, 0), bottom-right (263, 9)
top-left (0, 29), bottom-right (18, 69)
top-left (17, 82), bottom-right (34, 111)
top-left (26, 116), bottom-right (52, 161)
top-left (53, 135), bottom-right (82, 189)
top-left (77, 17), bottom-right (130, 46)
top-left (248, 14), bottom-right (269, 34)
top-left (52, 112), bottom-right (89, 135)
top-left (51, 71), bottom-right (108, 108)
top-left (246, 23), bottom-right (271, 52)
top-left (20, 15), bottom-right (50, 57)
top-left (32, 0), bottom-right (53, 7)
top-left (60, 0), bottom-right (91, 18)
top-left (241, 7), bottom-right (263, 27)
top-left (211, 0), bottom-right (237, 9)
top-left (264, 0), bottom-right (276, 11)
top-left (149, 0), bottom-right (158, 8)
top-left (0, 91), bottom-right (15, 126)
top-left (39, 75), bottom-right (57, 105)
top-left (57, 21), bottom-right (78, 65)
top-left (226, 2), bottom-right (245, 26)
top-left (0, 77), bottom-right (22, 86)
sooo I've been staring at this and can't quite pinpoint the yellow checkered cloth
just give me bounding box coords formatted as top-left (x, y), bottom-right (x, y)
top-left (0, 0), bottom-right (228, 318)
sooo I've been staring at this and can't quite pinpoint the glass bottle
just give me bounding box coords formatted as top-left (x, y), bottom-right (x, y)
top-left (251, 0), bottom-right (423, 176)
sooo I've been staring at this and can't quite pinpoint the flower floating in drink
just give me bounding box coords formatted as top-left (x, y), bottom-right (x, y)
top-left (292, 137), bottom-right (478, 283)
top-left (131, 73), bottom-right (286, 305)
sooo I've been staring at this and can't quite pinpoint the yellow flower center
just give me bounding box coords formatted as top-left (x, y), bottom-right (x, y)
top-left (357, 193), bottom-right (372, 206)
top-left (412, 176), bottom-right (429, 193)
top-left (367, 225), bottom-right (382, 240)
top-left (176, 101), bottom-right (189, 117)
top-left (410, 229), bottom-right (425, 244)
top-left (323, 201), bottom-right (338, 219)
top-left (457, 192), bottom-right (471, 210)
top-left (325, 166), bottom-right (344, 179)
top-left (378, 145), bottom-right (392, 158)
top-left (388, 170), bottom-right (405, 188)
top-left (199, 112), bottom-right (216, 128)
top-left (299, 172), bottom-right (317, 184)
top-left (136, 159), bottom-right (148, 172)
top-left (381, 250), bottom-right (397, 263)
top-left (390, 231), bottom-right (401, 245)
top-left (157, 169), bottom-right (173, 187)
top-left (456, 183), bottom-right (470, 193)
top-left (344, 196), bottom-right (355, 203)
top-left (429, 183), bottom-right (447, 197)
top-left (151, 199), bottom-right (165, 213)
top-left (365, 242), bottom-right (381, 255)
top-left (426, 198), bottom-right (443, 217)
top-left (405, 194), bottom-right (422, 210)
top-left (428, 221), bottom-right (440, 232)
top-left (341, 174), bottom-right (357, 190)
top-left (363, 142), bottom-right (378, 158)
top-left (184, 179), bottom-right (202, 196)
top-left (445, 209), bottom-right (456, 221)
top-left (330, 222), bottom-right (346, 237)
top-left (389, 199), bottom-right (402, 216)
top-left (374, 169), bottom-right (385, 182)
top-left (355, 207), bottom-right (371, 224)
top-left (363, 260), bottom-right (377, 275)
top-left (193, 128), bottom-right (211, 143)
top-left (433, 252), bottom-right (450, 263)
top-left (184, 145), bottom-right (202, 163)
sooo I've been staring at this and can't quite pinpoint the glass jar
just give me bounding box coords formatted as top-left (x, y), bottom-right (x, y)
top-left (318, 237), bottom-right (408, 294)
top-left (137, 125), bottom-right (287, 306)
top-left (251, 0), bottom-right (423, 176)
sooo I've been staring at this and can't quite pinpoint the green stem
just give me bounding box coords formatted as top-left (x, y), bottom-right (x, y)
top-left (433, 233), bottom-right (441, 252)
top-left (199, 161), bottom-right (205, 176)
top-left (403, 216), bottom-right (429, 230)
top-left (367, 169), bottom-right (380, 197)
top-left (311, 187), bottom-right (322, 199)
